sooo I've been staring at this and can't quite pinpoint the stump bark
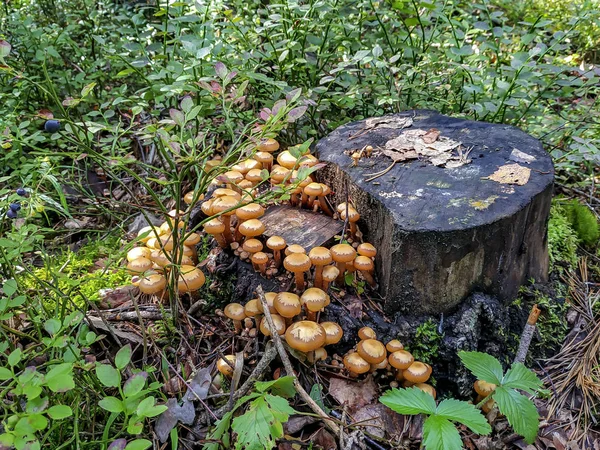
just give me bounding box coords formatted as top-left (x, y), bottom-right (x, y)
top-left (316, 110), bottom-right (554, 315)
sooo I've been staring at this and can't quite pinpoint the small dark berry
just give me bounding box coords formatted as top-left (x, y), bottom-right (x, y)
top-left (44, 120), bottom-right (60, 133)
top-left (6, 210), bottom-right (17, 219)
top-left (16, 188), bottom-right (27, 197)
top-left (9, 203), bottom-right (20, 212)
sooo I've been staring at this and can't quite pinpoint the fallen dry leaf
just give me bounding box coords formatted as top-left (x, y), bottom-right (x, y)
top-left (311, 428), bottom-right (337, 450)
top-left (364, 116), bottom-right (413, 131)
top-left (329, 376), bottom-right (378, 414)
top-left (422, 128), bottom-right (441, 144)
top-left (353, 404), bottom-right (387, 438)
top-left (487, 163), bottom-right (531, 186)
top-left (510, 148), bottom-right (537, 164)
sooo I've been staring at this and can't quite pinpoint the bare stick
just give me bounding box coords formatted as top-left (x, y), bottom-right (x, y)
top-left (256, 285), bottom-right (344, 437)
top-left (514, 304), bottom-right (541, 364)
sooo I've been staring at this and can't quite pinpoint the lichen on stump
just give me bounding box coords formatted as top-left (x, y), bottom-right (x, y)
top-left (317, 110), bottom-right (554, 315)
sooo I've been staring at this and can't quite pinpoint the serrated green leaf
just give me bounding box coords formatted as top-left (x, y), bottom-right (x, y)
top-left (264, 393), bottom-right (296, 420)
top-left (422, 415), bottom-right (463, 450)
top-left (46, 405), bottom-right (73, 420)
top-left (99, 396), bottom-right (124, 413)
top-left (436, 399), bottom-right (491, 435)
top-left (115, 345), bottom-right (132, 370)
top-left (502, 363), bottom-right (543, 394)
top-left (254, 376), bottom-right (296, 397)
top-left (96, 364), bottom-right (121, 388)
top-left (494, 386), bottom-right (539, 444)
top-left (380, 387), bottom-right (437, 416)
top-left (204, 411), bottom-right (232, 450)
top-left (458, 351), bottom-right (503, 385)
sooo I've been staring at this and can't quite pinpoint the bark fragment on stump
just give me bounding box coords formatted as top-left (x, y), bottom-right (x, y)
top-left (316, 110), bottom-right (554, 315)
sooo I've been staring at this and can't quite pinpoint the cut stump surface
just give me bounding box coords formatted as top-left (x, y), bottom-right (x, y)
top-left (317, 110), bottom-right (554, 315)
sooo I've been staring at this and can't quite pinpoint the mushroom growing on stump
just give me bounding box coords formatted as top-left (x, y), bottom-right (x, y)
top-left (238, 219), bottom-right (265, 244)
top-left (357, 242), bottom-right (377, 259)
top-left (343, 352), bottom-right (370, 377)
top-left (274, 292), bottom-right (302, 325)
top-left (315, 184), bottom-right (334, 216)
top-left (204, 218), bottom-right (227, 249)
top-left (211, 195), bottom-right (239, 244)
top-left (222, 170), bottom-right (244, 192)
top-left (309, 247), bottom-right (332, 290)
top-left (224, 303), bottom-right (246, 334)
top-left (266, 236), bottom-right (286, 268)
top-left (388, 350), bottom-right (414, 371)
top-left (258, 137), bottom-right (280, 153)
top-left (285, 244), bottom-right (306, 256)
top-left (340, 207), bottom-right (360, 239)
top-left (217, 355), bottom-right (236, 378)
top-left (259, 314), bottom-right (287, 336)
top-left (303, 182), bottom-right (323, 209)
top-left (386, 340), bottom-right (404, 353)
top-left (415, 383), bottom-right (437, 399)
top-left (234, 203), bottom-right (265, 241)
top-left (257, 292), bottom-right (278, 314)
top-left (138, 273), bottom-right (167, 298)
top-left (127, 257), bottom-right (153, 275)
top-left (321, 322), bottom-right (343, 345)
top-left (330, 243), bottom-right (356, 285)
top-left (354, 256), bottom-right (376, 287)
top-left (277, 151), bottom-right (298, 170)
top-left (403, 362), bottom-right (432, 385)
top-left (270, 165), bottom-right (291, 186)
top-left (357, 339), bottom-right (387, 365)
top-left (251, 252), bottom-right (269, 275)
top-left (284, 253), bottom-right (312, 292)
top-left (127, 247), bottom-right (153, 262)
top-left (242, 238), bottom-right (263, 262)
top-left (321, 265), bottom-right (339, 292)
top-left (285, 321), bottom-right (327, 362)
top-left (177, 265), bottom-right (206, 294)
top-left (254, 152), bottom-right (274, 173)
top-left (300, 288), bottom-right (328, 321)
top-left (245, 169), bottom-right (263, 187)
top-left (358, 326), bottom-right (377, 340)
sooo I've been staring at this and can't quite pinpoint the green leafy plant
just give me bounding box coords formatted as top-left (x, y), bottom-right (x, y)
top-left (409, 319), bottom-right (443, 365)
top-left (205, 376), bottom-right (297, 450)
top-left (548, 203), bottom-right (580, 269)
top-left (564, 199), bottom-right (599, 247)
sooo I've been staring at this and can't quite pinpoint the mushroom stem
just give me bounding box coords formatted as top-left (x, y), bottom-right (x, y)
top-left (335, 262), bottom-right (345, 284)
top-left (349, 222), bottom-right (357, 238)
top-left (233, 319), bottom-right (242, 333)
top-left (308, 195), bottom-right (317, 208)
top-left (213, 233), bottom-right (227, 248)
top-left (319, 198), bottom-right (334, 217)
top-left (294, 271), bottom-right (305, 291)
top-left (233, 221), bottom-right (244, 242)
top-left (322, 279), bottom-right (332, 292)
top-left (301, 192), bottom-right (309, 208)
top-left (273, 250), bottom-right (282, 268)
top-left (360, 269), bottom-right (376, 286)
top-left (258, 263), bottom-right (267, 275)
top-left (314, 266), bottom-right (324, 290)
top-left (306, 310), bottom-right (317, 321)
top-left (222, 215), bottom-right (233, 244)
top-left (290, 192), bottom-right (299, 207)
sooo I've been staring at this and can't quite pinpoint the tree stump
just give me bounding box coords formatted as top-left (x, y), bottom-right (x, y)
top-left (317, 110), bottom-right (554, 315)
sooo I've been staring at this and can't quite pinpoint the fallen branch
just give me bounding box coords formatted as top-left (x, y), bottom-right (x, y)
top-left (256, 285), bottom-right (345, 438)
top-left (89, 309), bottom-right (169, 322)
top-left (513, 304), bottom-right (541, 364)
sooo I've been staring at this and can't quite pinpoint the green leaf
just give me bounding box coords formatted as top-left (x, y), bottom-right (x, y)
top-left (81, 82), bottom-right (97, 98)
top-left (46, 405), bottom-right (73, 420)
top-left (204, 411), bottom-right (233, 450)
top-left (3, 279), bottom-right (18, 296)
top-left (502, 363), bottom-right (543, 394)
top-left (379, 387), bottom-right (437, 416)
top-left (8, 348), bottom-right (22, 367)
top-left (494, 386), bottom-right (539, 444)
top-left (436, 399), bottom-right (491, 435)
top-left (0, 367), bottom-right (13, 380)
top-left (115, 345), bottom-right (132, 370)
top-left (45, 363), bottom-right (74, 393)
top-left (44, 319), bottom-right (61, 336)
top-left (123, 372), bottom-right (147, 398)
top-left (96, 364), bottom-right (121, 388)
top-left (124, 439), bottom-right (152, 450)
top-left (254, 376), bottom-right (296, 398)
top-left (27, 414), bottom-right (48, 431)
top-left (309, 384), bottom-right (329, 413)
top-left (127, 416), bottom-right (144, 435)
top-left (99, 396), bottom-right (124, 413)
top-left (458, 351), bottom-right (503, 385)
top-left (422, 415), bottom-right (463, 450)
top-left (136, 396), bottom-right (157, 417)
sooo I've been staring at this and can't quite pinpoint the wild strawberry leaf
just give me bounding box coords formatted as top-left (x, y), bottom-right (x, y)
top-left (493, 386), bottom-right (539, 444)
top-left (501, 363), bottom-right (543, 394)
top-left (436, 399), bottom-right (491, 435)
top-left (458, 351), bottom-right (503, 385)
top-left (422, 415), bottom-right (463, 450)
top-left (379, 387), bottom-right (437, 416)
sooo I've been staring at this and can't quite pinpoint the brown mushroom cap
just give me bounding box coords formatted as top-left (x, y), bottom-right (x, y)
top-left (139, 273), bottom-right (167, 295)
top-left (257, 292), bottom-right (278, 314)
top-left (283, 253), bottom-right (312, 273)
top-left (357, 339), bottom-right (387, 364)
top-left (403, 362), bottom-right (432, 383)
top-left (321, 322), bottom-right (344, 345)
top-left (236, 203), bottom-right (265, 221)
top-left (245, 169), bottom-right (264, 184)
top-left (300, 288), bottom-right (328, 312)
top-left (238, 219), bottom-right (265, 238)
top-left (307, 347), bottom-right (328, 363)
top-left (213, 188), bottom-right (241, 199)
top-left (177, 265), bottom-right (206, 293)
top-left (343, 352), bottom-right (370, 375)
top-left (127, 247), bottom-right (153, 262)
top-left (354, 256), bottom-right (374, 272)
top-left (388, 350), bottom-right (414, 370)
top-left (137, 226), bottom-right (162, 244)
top-left (340, 207), bottom-right (360, 223)
top-left (224, 303), bottom-right (246, 322)
top-left (127, 257), bottom-right (153, 274)
top-left (244, 299), bottom-right (261, 318)
top-left (358, 327), bottom-right (377, 340)
top-left (259, 314), bottom-right (287, 336)
top-left (270, 165), bottom-right (290, 184)
top-left (277, 151), bottom-right (298, 169)
top-left (474, 380), bottom-right (497, 396)
top-left (217, 355), bottom-right (236, 377)
top-left (274, 292), bottom-right (302, 318)
top-left (251, 252), bottom-right (269, 267)
top-left (386, 340), bottom-right (404, 353)
top-left (357, 243), bottom-right (377, 258)
top-left (266, 236), bottom-right (286, 251)
top-left (212, 195), bottom-right (240, 216)
top-left (308, 247), bottom-right (333, 266)
top-left (321, 265), bottom-right (340, 283)
top-left (415, 383), bottom-right (437, 399)
top-left (330, 243), bottom-right (356, 263)
top-left (285, 321), bottom-right (327, 353)
top-left (304, 182), bottom-right (323, 198)
top-left (299, 154), bottom-right (319, 167)
top-left (204, 218), bottom-right (225, 234)
top-left (258, 138), bottom-right (279, 152)
top-left (285, 244), bottom-right (306, 255)
top-left (242, 239), bottom-right (263, 254)
top-left (201, 198), bottom-right (215, 216)
top-left (222, 170), bottom-right (244, 186)
top-left (254, 151), bottom-right (273, 165)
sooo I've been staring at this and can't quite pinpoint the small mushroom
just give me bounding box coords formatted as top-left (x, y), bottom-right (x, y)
top-left (257, 292), bottom-right (278, 314)
top-left (274, 292), bottom-right (302, 323)
top-left (138, 273), bottom-right (167, 296)
top-left (343, 352), bottom-right (370, 377)
top-left (285, 244), bottom-right (306, 255)
top-left (211, 195), bottom-right (240, 244)
top-left (321, 322), bottom-right (343, 345)
top-left (277, 150), bottom-right (298, 170)
top-left (217, 355), bottom-right (236, 378)
top-left (258, 138), bottom-right (279, 152)
top-left (245, 169), bottom-right (264, 187)
top-left (354, 256), bottom-right (376, 287)
top-left (266, 236), bottom-right (286, 268)
top-left (307, 347), bottom-right (328, 363)
top-left (244, 299), bottom-right (262, 326)
top-left (254, 151), bottom-right (274, 172)
top-left (308, 247), bottom-right (332, 290)
top-left (238, 219), bottom-right (265, 243)
top-left (235, 203), bottom-right (265, 241)
top-left (403, 362), bottom-right (432, 384)
top-left (357, 242), bottom-right (377, 259)
top-left (477, 395), bottom-right (496, 413)
top-left (357, 339), bottom-right (387, 364)
top-left (340, 207), bottom-right (360, 239)
top-left (330, 244), bottom-right (356, 285)
top-left (388, 350), bottom-right (414, 370)
top-left (222, 170), bottom-right (244, 192)
top-left (315, 184), bottom-right (334, 216)
top-left (137, 226), bottom-right (162, 244)
top-left (242, 239), bottom-right (263, 262)
top-left (415, 383), bottom-right (437, 399)
top-left (283, 253), bottom-right (312, 291)
top-left (183, 232), bottom-right (201, 248)
top-left (386, 340), bottom-right (404, 352)
top-left (203, 218), bottom-right (227, 248)
top-left (224, 303), bottom-right (246, 333)
top-left (285, 321), bottom-right (327, 359)
top-left (358, 326), bottom-right (377, 340)
top-left (303, 182), bottom-right (323, 209)
top-left (300, 287), bottom-right (328, 321)
top-left (270, 165), bottom-right (291, 186)
top-left (252, 252), bottom-right (269, 275)
top-left (370, 359), bottom-right (389, 373)
top-left (127, 257), bottom-right (153, 275)
top-left (474, 380), bottom-right (497, 397)
top-left (127, 247), bottom-right (153, 262)
top-left (177, 265), bottom-right (206, 293)
top-left (259, 314), bottom-right (287, 336)
top-left (321, 265), bottom-right (340, 292)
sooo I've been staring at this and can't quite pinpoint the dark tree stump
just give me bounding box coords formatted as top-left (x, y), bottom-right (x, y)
top-left (317, 110), bottom-right (554, 315)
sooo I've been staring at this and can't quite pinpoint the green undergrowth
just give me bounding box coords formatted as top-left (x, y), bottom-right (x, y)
top-left (408, 319), bottom-right (443, 366)
top-left (548, 203), bottom-right (581, 271)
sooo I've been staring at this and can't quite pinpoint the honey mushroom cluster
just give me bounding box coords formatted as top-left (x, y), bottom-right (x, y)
top-left (474, 380), bottom-right (497, 413)
top-left (342, 327), bottom-right (436, 398)
top-left (126, 209), bottom-right (206, 299)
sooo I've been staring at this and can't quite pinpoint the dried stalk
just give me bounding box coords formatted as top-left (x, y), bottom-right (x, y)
top-left (513, 304), bottom-right (541, 364)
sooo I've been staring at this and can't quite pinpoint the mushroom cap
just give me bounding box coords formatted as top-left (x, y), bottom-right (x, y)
top-left (299, 154), bottom-right (319, 167)
top-left (277, 151), bottom-right (298, 169)
top-left (213, 188), bottom-right (241, 199)
top-left (127, 247), bottom-right (153, 262)
top-left (205, 157), bottom-right (222, 170)
top-left (270, 165), bottom-right (290, 183)
top-left (340, 207), bottom-right (360, 223)
top-left (236, 203), bottom-right (265, 221)
top-left (222, 170), bottom-right (244, 184)
top-left (343, 352), bottom-right (370, 375)
top-left (224, 303), bottom-right (246, 321)
top-left (184, 232), bottom-right (201, 246)
top-left (258, 138), bottom-right (279, 152)
top-left (321, 265), bottom-right (340, 282)
top-left (177, 265), bottom-right (206, 292)
top-left (357, 243), bottom-right (377, 258)
top-left (330, 244), bottom-right (356, 263)
top-left (217, 355), bottom-right (236, 377)
top-left (354, 255), bottom-right (374, 272)
top-left (201, 198), bottom-right (215, 216)
top-left (403, 362), bottom-right (432, 383)
top-left (474, 380), bottom-right (497, 396)
top-left (319, 183), bottom-right (331, 196)
top-left (244, 299), bottom-right (261, 318)
top-left (254, 151), bottom-right (274, 164)
top-left (308, 247), bottom-right (333, 266)
top-left (300, 288), bottom-right (328, 312)
top-left (204, 218), bottom-right (226, 235)
top-left (307, 347), bottom-right (328, 363)
top-left (251, 252), bottom-right (269, 266)
top-left (284, 253), bottom-right (312, 274)
top-left (245, 169), bottom-right (264, 183)
top-left (321, 322), bottom-right (344, 345)
top-left (237, 179), bottom-right (254, 190)
top-left (243, 239), bottom-right (263, 254)
top-left (137, 226), bottom-right (162, 243)
top-left (357, 339), bottom-right (387, 364)
top-left (370, 359), bottom-right (389, 371)
top-left (238, 219), bottom-right (265, 237)
top-left (336, 202), bottom-right (354, 214)
top-left (257, 292), bottom-right (278, 314)
top-left (285, 321), bottom-right (327, 352)
top-left (415, 383), bottom-right (437, 399)
top-left (139, 273), bottom-right (167, 295)
top-left (386, 339), bottom-right (404, 352)
top-left (274, 292), bottom-right (302, 318)
top-left (159, 234), bottom-right (176, 251)
top-left (212, 195), bottom-right (240, 216)
top-left (304, 182), bottom-right (323, 197)
top-left (388, 350), bottom-right (414, 370)
top-left (127, 257), bottom-right (153, 274)
top-left (285, 244), bottom-right (306, 255)
top-left (259, 314), bottom-right (287, 336)
top-left (266, 235), bottom-right (286, 251)
top-left (358, 327), bottom-right (377, 340)
top-left (183, 191), bottom-right (198, 205)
